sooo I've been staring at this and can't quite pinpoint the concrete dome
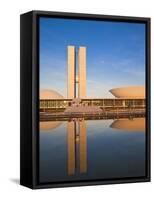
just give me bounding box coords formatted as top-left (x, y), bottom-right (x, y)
top-left (40, 89), bottom-right (64, 99)
top-left (109, 86), bottom-right (145, 98)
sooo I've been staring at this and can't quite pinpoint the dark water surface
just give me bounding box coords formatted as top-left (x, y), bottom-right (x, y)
top-left (39, 118), bottom-right (145, 183)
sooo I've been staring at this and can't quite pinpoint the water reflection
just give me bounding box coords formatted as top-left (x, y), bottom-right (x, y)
top-left (40, 121), bottom-right (63, 131)
top-left (67, 119), bottom-right (87, 175)
top-left (39, 117), bottom-right (146, 183)
top-left (110, 118), bottom-right (145, 132)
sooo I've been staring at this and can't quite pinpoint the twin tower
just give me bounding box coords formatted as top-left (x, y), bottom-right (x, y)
top-left (67, 46), bottom-right (86, 99)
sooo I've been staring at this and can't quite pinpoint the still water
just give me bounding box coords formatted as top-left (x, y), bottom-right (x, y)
top-left (39, 118), bottom-right (145, 183)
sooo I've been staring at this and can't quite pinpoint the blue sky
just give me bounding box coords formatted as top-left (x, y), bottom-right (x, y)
top-left (39, 17), bottom-right (145, 98)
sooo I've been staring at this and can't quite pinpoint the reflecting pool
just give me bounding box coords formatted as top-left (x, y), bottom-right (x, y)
top-left (39, 118), bottom-right (145, 183)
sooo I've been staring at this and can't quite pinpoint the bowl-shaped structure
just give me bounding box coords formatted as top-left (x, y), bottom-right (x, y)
top-left (109, 86), bottom-right (145, 98)
top-left (40, 89), bottom-right (64, 99)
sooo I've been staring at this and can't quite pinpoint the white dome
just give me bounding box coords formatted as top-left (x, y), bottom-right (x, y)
top-left (40, 89), bottom-right (64, 99)
top-left (109, 86), bottom-right (145, 98)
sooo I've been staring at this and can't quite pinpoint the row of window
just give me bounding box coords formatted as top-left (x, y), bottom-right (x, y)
top-left (40, 99), bottom-right (145, 109)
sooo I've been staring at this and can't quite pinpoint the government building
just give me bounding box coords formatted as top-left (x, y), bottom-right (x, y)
top-left (40, 45), bottom-right (145, 112)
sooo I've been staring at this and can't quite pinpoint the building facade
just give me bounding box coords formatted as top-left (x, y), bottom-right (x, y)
top-left (40, 98), bottom-right (145, 111)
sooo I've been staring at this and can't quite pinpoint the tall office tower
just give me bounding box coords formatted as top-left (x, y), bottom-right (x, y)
top-left (67, 46), bottom-right (76, 99)
top-left (67, 45), bottom-right (86, 99)
top-left (78, 46), bottom-right (86, 98)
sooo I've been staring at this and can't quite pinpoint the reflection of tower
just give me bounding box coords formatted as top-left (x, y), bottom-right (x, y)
top-left (67, 46), bottom-right (86, 99)
top-left (67, 121), bottom-right (75, 175)
top-left (67, 119), bottom-right (87, 175)
top-left (79, 120), bottom-right (87, 173)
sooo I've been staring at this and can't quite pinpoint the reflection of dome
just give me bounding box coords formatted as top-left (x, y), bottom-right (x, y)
top-left (40, 121), bottom-right (62, 131)
top-left (40, 89), bottom-right (64, 99)
top-left (109, 86), bottom-right (145, 98)
top-left (110, 118), bottom-right (145, 132)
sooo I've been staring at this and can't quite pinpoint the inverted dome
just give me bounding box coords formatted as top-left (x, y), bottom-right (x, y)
top-left (109, 86), bottom-right (145, 99)
top-left (40, 89), bottom-right (64, 99)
